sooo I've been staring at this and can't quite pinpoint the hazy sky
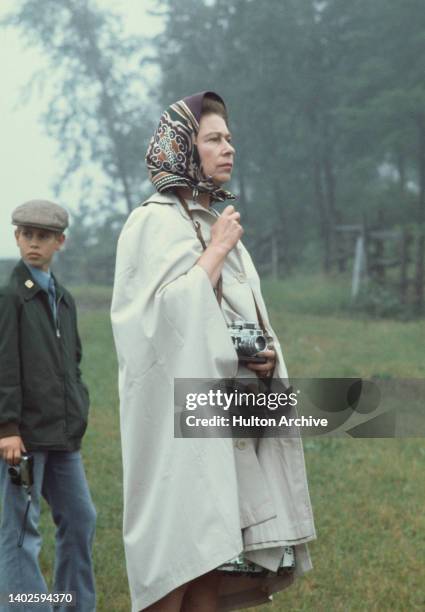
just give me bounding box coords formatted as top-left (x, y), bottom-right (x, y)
top-left (0, 0), bottom-right (163, 259)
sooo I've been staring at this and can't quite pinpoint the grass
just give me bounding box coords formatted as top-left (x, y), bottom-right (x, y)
top-left (11, 275), bottom-right (425, 610)
top-left (261, 275), bottom-right (425, 378)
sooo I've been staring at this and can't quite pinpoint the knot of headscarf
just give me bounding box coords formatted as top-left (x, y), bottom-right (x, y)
top-left (145, 91), bottom-right (236, 203)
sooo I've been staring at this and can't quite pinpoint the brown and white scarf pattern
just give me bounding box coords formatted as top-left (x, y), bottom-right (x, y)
top-left (145, 91), bottom-right (236, 202)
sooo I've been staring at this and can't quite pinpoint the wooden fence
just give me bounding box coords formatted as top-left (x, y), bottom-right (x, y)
top-left (247, 219), bottom-right (424, 313)
top-left (332, 223), bottom-right (424, 311)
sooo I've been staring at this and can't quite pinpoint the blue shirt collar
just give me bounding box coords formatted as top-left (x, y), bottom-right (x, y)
top-left (23, 261), bottom-right (52, 293)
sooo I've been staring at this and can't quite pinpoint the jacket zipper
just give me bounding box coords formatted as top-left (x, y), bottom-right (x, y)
top-left (55, 294), bottom-right (67, 437)
top-left (55, 295), bottom-right (63, 338)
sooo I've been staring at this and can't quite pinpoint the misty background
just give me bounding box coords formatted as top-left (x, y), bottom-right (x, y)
top-left (1, 6), bottom-right (424, 608)
top-left (1, 0), bottom-right (424, 317)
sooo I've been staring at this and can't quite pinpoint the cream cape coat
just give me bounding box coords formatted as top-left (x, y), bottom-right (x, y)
top-left (111, 192), bottom-right (316, 611)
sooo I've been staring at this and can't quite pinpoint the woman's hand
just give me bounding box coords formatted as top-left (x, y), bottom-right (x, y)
top-left (210, 205), bottom-right (243, 255)
top-left (197, 205), bottom-right (243, 286)
top-left (246, 349), bottom-right (276, 379)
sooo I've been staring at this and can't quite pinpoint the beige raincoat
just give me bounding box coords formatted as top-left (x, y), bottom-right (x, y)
top-left (111, 192), bottom-right (316, 611)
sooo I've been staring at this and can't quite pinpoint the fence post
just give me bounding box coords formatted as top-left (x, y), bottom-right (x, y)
top-left (415, 232), bottom-right (424, 313)
top-left (271, 231), bottom-right (279, 280)
top-left (362, 214), bottom-right (370, 278)
top-left (352, 235), bottom-right (366, 298)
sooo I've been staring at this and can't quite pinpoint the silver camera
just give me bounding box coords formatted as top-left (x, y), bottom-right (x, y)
top-left (228, 320), bottom-right (267, 361)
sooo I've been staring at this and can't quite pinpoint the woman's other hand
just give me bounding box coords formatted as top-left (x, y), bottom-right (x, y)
top-left (246, 349), bottom-right (276, 378)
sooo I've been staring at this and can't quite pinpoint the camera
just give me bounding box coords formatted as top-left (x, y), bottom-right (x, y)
top-left (8, 454), bottom-right (34, 488)
top-left (228, 320), bottom-right (267, 362)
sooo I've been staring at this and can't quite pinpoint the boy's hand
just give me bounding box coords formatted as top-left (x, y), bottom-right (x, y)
top-left (0, 436), bottom-right (26, 465)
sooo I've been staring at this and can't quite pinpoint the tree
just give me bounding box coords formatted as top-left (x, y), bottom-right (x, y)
top-left (3, 0), bottom-right (154, 214)
top-left (152, 0), bottom-right (425, 273)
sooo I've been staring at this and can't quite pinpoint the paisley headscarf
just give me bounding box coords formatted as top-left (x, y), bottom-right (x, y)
top-left (145, 91), bottom-right (236, 202)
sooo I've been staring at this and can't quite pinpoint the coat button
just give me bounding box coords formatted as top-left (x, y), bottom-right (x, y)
top-left (236, 272), bottom-right (246, 283)
top-left (234, 439), bottom-right (247, 450)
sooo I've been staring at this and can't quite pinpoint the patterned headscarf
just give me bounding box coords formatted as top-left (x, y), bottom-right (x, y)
top-left (145, 91), bottom-right (236, 202)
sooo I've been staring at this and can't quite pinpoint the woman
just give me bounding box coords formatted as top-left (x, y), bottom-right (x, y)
top-left (111, 91), bottom-right (316, 611)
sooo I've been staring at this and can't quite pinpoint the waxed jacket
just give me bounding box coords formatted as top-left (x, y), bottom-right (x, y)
top-left (0, 260), bottom-right (90, 451)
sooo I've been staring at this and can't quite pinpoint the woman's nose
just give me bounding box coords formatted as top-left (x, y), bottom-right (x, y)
top-left (224, 141), bottom-right (235, 155)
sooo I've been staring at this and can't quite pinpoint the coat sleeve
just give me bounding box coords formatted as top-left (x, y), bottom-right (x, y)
top-left (0, 290), bottom-right (22, 438)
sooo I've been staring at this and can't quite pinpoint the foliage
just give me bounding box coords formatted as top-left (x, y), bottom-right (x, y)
top-left (54, 205), bottom-right (125, 285)
top-left (2, 0), bottom-right (154, 214)
top-left (350, 281), bottom-right (425, 320)
top-left (2, 0), bottom-right (425, 306)
top-left (352, 284), bottom-right (410, 320)
top-left (153, 0), bottom-right (425, 269)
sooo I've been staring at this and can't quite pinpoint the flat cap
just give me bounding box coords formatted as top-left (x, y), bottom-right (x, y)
top-left (12, 199), bottom-right (69, 232)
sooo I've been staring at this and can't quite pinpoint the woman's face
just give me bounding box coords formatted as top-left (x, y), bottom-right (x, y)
top-left (196, 113), bottom-right (235, 186)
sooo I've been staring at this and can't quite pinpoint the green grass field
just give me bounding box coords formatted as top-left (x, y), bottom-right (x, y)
top-left (34, 275), bottom-right (425, 611)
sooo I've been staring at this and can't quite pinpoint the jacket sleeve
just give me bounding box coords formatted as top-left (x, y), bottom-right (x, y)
top-left (71, 296), bottom-right (90, 406)
top-left (0, 291), bottom-right (22, 438)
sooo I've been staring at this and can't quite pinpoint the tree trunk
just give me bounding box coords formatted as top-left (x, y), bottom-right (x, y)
top-left (322, 116), bottom-right (339, 224)
top-left (415, 233), bottom-right (424, 313)
top-left (67, 0), bottom-right (135, 214)
top-left (272, 177), bottom-right (289, 273)
top-left (399, 229), bottom-right (409, 305)
top-left (313, 157), bottom-right (331, 271)
top-left (417, 116), bottom-right (425, 224)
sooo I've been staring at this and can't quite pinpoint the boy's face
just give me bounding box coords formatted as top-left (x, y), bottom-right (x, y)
top-left (15, 226), bottom-right (65, 272)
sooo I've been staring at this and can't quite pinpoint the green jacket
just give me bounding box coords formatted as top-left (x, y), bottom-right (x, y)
top-left (0, 260), bottom-right (90, 451)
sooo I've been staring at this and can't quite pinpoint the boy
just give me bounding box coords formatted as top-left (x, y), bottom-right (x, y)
top-left (0, 200), bottom-right (96, 611)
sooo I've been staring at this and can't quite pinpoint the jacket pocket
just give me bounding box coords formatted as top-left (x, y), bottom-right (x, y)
top-left (65, 379), bottom-right (90, 439)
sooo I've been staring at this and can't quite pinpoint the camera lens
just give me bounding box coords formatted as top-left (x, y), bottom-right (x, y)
top-left (254, 336), bottom-right (266, 352)
top-left (240, 335), bottom-right (266, 356)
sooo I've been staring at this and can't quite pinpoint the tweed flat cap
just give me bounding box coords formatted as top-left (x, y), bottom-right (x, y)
top-left (12, 199), bottom-right (69, 232)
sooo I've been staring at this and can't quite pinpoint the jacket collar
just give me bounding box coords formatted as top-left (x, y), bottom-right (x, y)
top-left (12, 260), bottom-right (69, 305)
top-left (141, 191), bottom-right (219, 218)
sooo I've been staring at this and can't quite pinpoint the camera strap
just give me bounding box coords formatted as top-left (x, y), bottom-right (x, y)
top-left (18, 489), bottom-right (32, 548)
top-left (176, 193), bottom-right (271, 337)
top-left (253, 298), bottom-right (268, 338)
top-left (177, 194), bottom-right (277, 380)
top-left (176, 193), bottom-right (223, 305)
